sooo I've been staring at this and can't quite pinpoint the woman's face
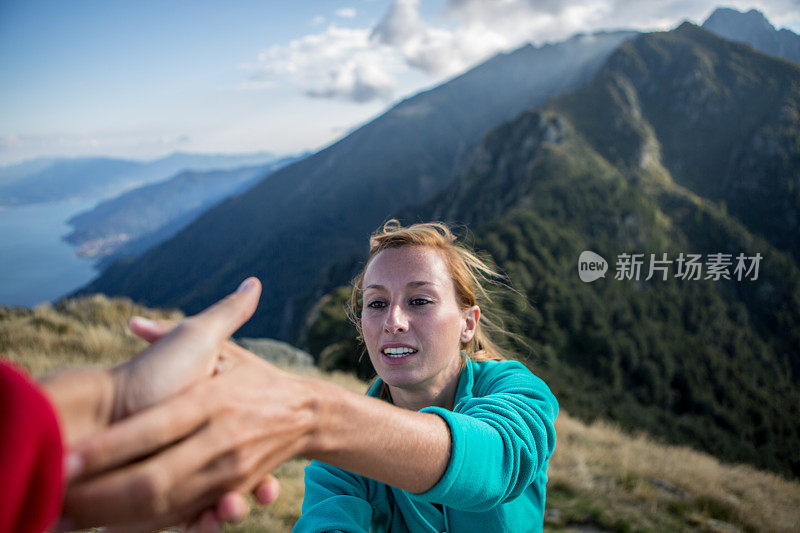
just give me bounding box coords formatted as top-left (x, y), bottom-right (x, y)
top-left (361, 245), bottom-right (477, 394)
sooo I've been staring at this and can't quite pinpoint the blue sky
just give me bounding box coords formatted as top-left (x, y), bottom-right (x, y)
top-left (1, 0), bottom-right (798, 166)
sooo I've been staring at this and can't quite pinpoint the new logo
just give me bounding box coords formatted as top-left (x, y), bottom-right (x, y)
top-left (578, 251), bottom-right (608, 282)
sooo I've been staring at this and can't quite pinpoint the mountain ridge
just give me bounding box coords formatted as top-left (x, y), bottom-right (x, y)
top-left (78, 29), bottom-right (639, 339)
top-left (0, 151), bottom-right (281, 207)
top-left (64, 154), bottom-right (303, 263)
top-left (703, 6), bottom-right (800, 64)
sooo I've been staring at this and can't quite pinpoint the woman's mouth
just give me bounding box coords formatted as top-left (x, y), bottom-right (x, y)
top-left (382, 346), bottom-right (418, 358)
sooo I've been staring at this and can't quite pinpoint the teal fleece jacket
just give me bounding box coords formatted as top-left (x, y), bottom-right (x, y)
top-left (294, 358), bottom-right (558, 532)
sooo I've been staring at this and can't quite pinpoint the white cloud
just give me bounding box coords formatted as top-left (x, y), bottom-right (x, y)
top-left (249, 25), bottom-right (401, 103)
top-left (248, 0), bottom-right (800, 104)
top-left (371, 0), bottom-right (513, 77)
top-left (310, 15), bottom-right (326, 26)
top-left (305, 61), bottom-right (395, 102)
top-left (443, 0), bottom-right (800, 43)
top-left (336, 7), bottom-right (357, 19)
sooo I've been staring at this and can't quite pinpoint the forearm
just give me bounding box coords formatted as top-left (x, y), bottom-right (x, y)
top-left (304, 380), bottom-right (451, 494)
top-left (41, 367), bottom-right (117, 447)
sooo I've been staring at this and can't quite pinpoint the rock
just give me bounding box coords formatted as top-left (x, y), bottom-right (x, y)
top-left (544, 508), bottom-right (565, 526)
top-left (235, 338), bottom-right (315, 368)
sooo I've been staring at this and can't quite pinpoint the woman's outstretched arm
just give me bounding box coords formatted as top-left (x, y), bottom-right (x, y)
top-left (67, 344), bottom-right (453, 502)
top-left (67, 348), bottom-right (557, 527)
top-left (306, 379), bottom-right (452, 493)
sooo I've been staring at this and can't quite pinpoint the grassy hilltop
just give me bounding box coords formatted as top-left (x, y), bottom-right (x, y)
top-left (2, 296), bottom-right (798, 532)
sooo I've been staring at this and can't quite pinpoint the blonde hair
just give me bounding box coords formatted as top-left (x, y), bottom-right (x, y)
top-left (348, 219), bottom-right (515, 362)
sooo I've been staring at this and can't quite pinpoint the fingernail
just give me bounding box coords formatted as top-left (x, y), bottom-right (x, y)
top-left (130, 316), bottom-right (156, 328)
top-left (65, 452), bottom-right (83, 480)
top-left (236, 277), bottom-right (256, 293)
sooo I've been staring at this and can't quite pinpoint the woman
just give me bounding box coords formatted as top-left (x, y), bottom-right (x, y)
top-left (67, 220), bottom-right (558, 532)
top-left (295, 219), bottom-right (558, 532)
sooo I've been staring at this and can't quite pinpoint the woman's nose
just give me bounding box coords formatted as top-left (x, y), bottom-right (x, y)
top-left (384, 304), bottom-right (408, 334)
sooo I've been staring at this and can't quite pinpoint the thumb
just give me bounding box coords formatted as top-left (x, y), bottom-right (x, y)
top-left (112, 278), bottom-right (262, 419)
top-left (189, 277), bottom-right (262, 341)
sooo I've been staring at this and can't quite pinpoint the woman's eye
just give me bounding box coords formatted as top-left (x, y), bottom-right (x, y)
top-left (367, 300), bottom-right (386, 309)
top-left (410, 298), bottom-right (431, 306)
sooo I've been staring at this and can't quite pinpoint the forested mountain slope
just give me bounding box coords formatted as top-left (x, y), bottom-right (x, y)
top-left (305, 24), bottom-right (800, 477)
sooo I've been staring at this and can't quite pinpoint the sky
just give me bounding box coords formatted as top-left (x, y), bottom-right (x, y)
top-left (1, 0), bottom-right (799, 166)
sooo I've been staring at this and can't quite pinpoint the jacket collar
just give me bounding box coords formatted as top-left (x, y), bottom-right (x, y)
top-left (367, 352), bottom-right (476, 410)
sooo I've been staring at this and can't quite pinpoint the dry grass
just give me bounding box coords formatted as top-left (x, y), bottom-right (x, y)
top-left (546, 415), bottom-right (800, 532)
top-left (2, 296), bottom-right (798, 532)
top-left (0, 294), bottom-right (182, 376)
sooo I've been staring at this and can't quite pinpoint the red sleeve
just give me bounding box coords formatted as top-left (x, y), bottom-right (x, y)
top-left (0, 360), bottom-right (64, 533)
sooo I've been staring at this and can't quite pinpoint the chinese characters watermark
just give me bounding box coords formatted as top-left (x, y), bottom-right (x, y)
top-left (578, 251), bottom-right (762, 283)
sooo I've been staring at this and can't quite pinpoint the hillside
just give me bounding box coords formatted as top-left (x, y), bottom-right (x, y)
top-left (2, 297), bottom-right (798, 532)
top-left (64, 157), bottom-right (305, 262)
top-left (77, 30), bottom-right (638, 340)
top-left (557, 22), bottom-right (800, 261)
top-left (302, 23), bottom-right (800, 478)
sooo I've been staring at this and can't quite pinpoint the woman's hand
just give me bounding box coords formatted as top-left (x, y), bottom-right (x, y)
top-left (126, 315), bottom-right (284, 532)
top-left (44, 277), bottom-right (282, 531)
top-left (42, 277), bottom-right (262, 449)
top-left (61, 338), bottom-right (314, 531)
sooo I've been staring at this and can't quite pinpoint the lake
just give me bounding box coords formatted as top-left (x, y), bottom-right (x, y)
top-left (0, 199), bottom-right (99, 307)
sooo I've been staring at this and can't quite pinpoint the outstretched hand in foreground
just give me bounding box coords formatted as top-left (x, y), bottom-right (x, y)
top-left (43, 277), bottom-right (279, 532)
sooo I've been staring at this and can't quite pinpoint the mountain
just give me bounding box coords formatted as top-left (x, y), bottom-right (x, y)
top-left (78, 30), bottom-right (639, 338)
top-left (0, 151), bottom-right (280, 207)
top-left (562, 21), bottom-right (800, 262)
top-left (305, 22), bottom-right (800, 476)
top-left (703, 7), bottom-right (800, 64)
top-left (0, 157), bottom-right (64, 186)
top-left (0, 157), bottom-right (142, 206)
top-left (129, 151), bottom-right (284, 185)
top-left (65, 154), bottom-right (303, 262)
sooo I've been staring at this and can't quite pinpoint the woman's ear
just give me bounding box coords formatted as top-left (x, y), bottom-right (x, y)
top-left (460, 305), bottom-right (480, 344)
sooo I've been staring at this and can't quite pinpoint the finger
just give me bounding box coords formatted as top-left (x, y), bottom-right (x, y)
top-left (113, 278), bottom-right (261, 417)
top-left (185, 509), bottom-right (221, 533)
top-left (128, 316), bottom-right (177, 344)
top-left (65, 422), bottom-right (229, 528)
top-left (70, 390), bottom-right (209, 479)
top-left (215, 492), bottom-right (250, 523)
top-left (254, 475), bottom-right (281, 505)
top-left (101, 494), bottom-right (216, 533)
top-left (157, 431), bottom-right (285, 519)
top-left (189, 277), bottom-right (262, 341)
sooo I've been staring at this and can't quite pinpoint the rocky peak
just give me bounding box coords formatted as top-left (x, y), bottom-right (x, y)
top-left (702, 7), bottom-right (800, 64)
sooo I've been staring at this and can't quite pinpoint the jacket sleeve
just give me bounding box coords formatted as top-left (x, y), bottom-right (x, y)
top-left (413, 360), bottom-right (558, 511)
top-left (0, 360), bottom-right (65, 533)
top-left (292, 460), bottom-right (373, 533)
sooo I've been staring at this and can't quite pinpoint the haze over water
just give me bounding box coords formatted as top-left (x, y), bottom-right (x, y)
top-left (0, 199), bottom-right (98, 307)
